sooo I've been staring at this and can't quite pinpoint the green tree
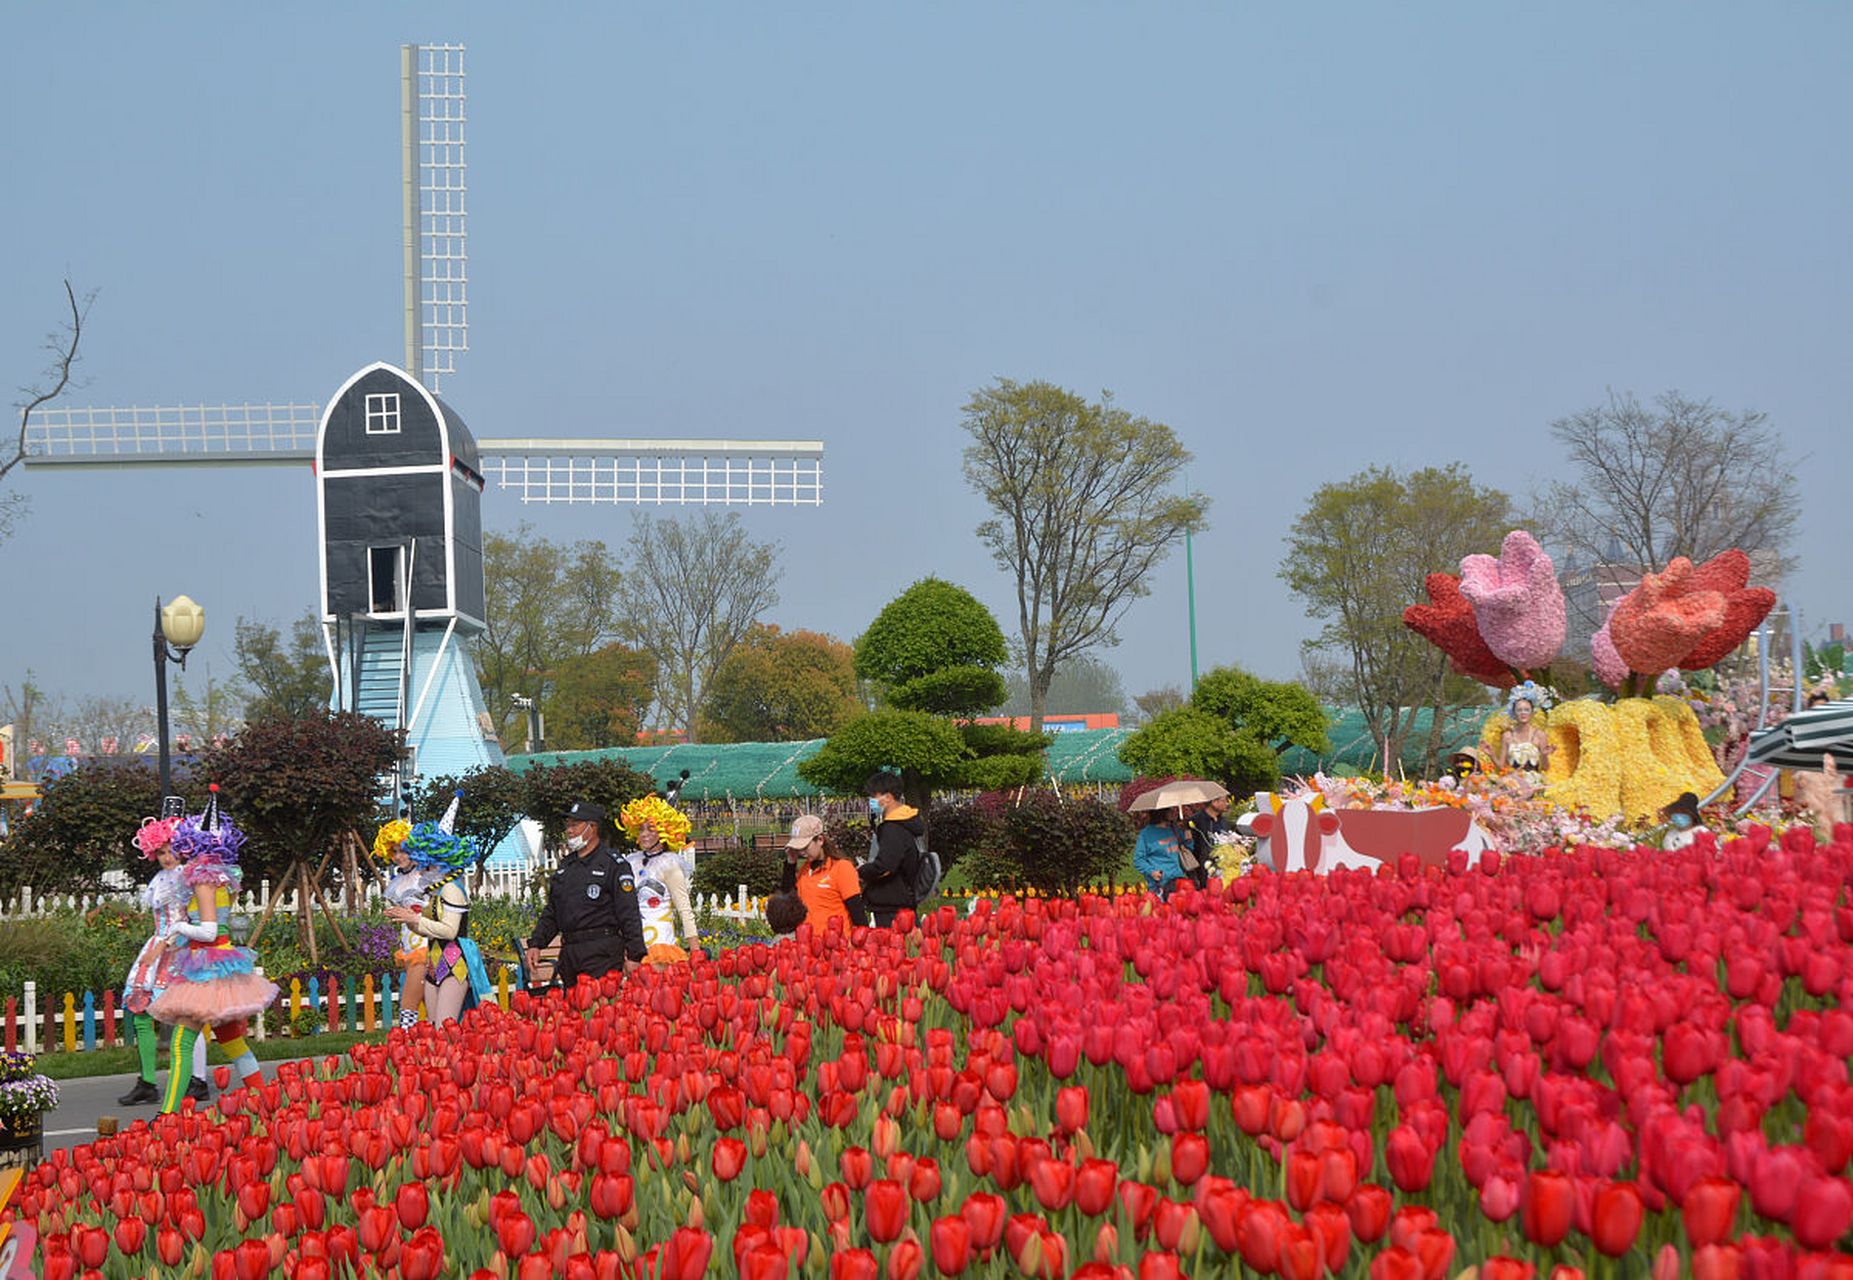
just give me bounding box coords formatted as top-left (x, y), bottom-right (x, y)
top-left (1190, 665), bottom-right (1329, 756)
top-left (803, 579), bottom-right (1043, 810)
top-left (545, 643), bottom-right (657, 750)
top-left (1117, 707), bottom-right (1282, 796)
top-left (700, 625), bottom-right (861, 743)
top-left (234, 615), bottom-right (332, 721)
top-left (854, 578), bottom-right (1009, 715)
top-left (1280, 465), bottom-right (1512, 773)
top-left (614, 512), bottom-right (781, 741)
top-left (413, 765), bottom-right (528, 873)
top-left (962, 379), bottom-right (1209, 733)
top-left (3, 760), bottom-right (161, 896)
top-left (520, 758), bottom-right (657, 851)
top-left (199, 711), bottom-right (402, 959)
top-left (170, 664), bottom-right (248, 745)
top-left (477, 526), bottom-right (626, 745)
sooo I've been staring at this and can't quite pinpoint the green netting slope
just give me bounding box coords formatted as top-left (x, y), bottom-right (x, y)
top-left (505, 706), bottom-right (1491, 798)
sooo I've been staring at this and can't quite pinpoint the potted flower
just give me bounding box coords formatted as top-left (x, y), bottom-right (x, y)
top-left (0, 1050), bottom-right (57, 1166)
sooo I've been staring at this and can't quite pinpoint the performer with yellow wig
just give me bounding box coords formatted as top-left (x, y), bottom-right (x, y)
top-left (619, 795), bottom-right (701, 964)
top-left (372, 816), bottom-right (431, 1029)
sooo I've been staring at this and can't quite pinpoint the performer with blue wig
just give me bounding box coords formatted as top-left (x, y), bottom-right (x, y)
top-left (383, 792), bottom-right (492, 1026)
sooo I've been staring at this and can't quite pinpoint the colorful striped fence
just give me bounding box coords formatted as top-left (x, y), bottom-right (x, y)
top-left (0, 962), bottom-right (533, 1056)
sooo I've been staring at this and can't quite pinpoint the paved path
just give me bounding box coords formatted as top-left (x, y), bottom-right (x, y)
top-left (42, 1058), bottom-right (310, 1155)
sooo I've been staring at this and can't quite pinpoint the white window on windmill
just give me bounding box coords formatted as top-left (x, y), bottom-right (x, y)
top-left (365, 392), bottom-right (403, 435)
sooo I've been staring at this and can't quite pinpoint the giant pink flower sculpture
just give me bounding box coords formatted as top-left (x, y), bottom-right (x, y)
top-left (1590, 608), bottom-right (1629, 690)
top-left (1458, 530), bottom-right (1566, 673)
top-left (1608, 558), bottom-right (1726, 677)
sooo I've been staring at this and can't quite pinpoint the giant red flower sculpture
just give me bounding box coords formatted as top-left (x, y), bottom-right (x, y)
top-left (1457, 531), bottom-right (1567, 673)
top-left (1609, 558), bottom-right (1726, 676)
top-left (1677, 549), bottom-right (1777, 671)
top-left (1403, 573), bottom-right (1516, 688)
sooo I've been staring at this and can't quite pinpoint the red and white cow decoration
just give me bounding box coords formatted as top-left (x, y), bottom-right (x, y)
top-left (1237, 791), bottom-right (1493, 874)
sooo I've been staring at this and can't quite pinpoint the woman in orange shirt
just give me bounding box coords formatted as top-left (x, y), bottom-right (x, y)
top-left (779, 814), bottom-right (869, 935)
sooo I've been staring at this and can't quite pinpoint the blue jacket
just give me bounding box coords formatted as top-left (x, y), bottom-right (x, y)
top-left (1133, 824), bottom-right (1187, 897)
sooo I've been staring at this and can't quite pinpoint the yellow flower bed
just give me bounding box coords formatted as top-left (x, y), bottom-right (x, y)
top-left (1480, 697), bottom-right (1722, 823)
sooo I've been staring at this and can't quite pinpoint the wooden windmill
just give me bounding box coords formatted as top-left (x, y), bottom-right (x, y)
top-left (23, 45), bottom-right (824, 862)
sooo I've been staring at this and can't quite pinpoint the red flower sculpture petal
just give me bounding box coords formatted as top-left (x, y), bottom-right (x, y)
top-left (1403, 573), bottom-right (1516, 687)
top-left (1608, 558), bottom-right (1727, 676)
top-left (1678, 551), bottom-right (1776, 670)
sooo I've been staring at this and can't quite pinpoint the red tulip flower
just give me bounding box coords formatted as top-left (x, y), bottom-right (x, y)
top-left (929, 1215), bottom-right (972, 1277)
top-left (1590, 1182), bottom-right (1644, 1257)
top-left (865, 1179), bottom-right (909, 1244)
top-left (1385, 1127), bottom-right (1435, 1192)
top-left (1056, 1087), bottom-right (1089, 1135)
top-left (960, 1192), bottom-right (1006, 1253)
top-left (712, 1137), bottom-right (747, 1182)
top-left (1521, 1170), bottom-right (1574, 1248)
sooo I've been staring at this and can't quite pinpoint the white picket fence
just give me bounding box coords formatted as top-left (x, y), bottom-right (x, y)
top-left (0, 877), bottom-right (767, 923)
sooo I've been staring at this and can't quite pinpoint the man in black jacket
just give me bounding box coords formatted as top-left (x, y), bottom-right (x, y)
top-left (860, 771), bottom-right (926, 927)
top-left (526, 801), bottom-right (649, 988)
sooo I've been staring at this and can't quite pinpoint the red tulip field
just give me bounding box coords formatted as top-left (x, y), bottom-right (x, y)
top-left (16, 823), bottom-right (1853, 1279)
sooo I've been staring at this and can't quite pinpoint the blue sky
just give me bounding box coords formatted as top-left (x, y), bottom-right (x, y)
top-left (3, 3), bottom-right (1848, 718)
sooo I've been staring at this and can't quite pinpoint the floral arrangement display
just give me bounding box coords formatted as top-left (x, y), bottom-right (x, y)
top-left (619, 795), bottom-right (694, 850)
top-left (1404, 530), bottom-right (1773, 823)
top-left (1307, 769), bottom-right (1632, 850)
top-left (14, 822), bottom-right (1853, 1278)
top-left (1477, 695), bottom-right (1726, 823)
top-left (1403, 530), bottom-right (1565, 686)
top-left (0, 1050), bottom-right (57, 1135)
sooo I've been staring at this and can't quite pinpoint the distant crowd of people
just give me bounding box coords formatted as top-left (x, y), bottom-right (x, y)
top-left (519, 770), bottom-right (935, 989)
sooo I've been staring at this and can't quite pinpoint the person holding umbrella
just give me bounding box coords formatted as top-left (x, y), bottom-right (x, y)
top-left (1133, 809), bottom-right (1192, 899)
top-left (1128, 779), bottom-right (1229, 899)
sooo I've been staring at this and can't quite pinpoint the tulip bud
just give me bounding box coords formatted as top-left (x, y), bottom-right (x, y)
top-left (613, 1224), bottom-right (637, 1264)
top-left (1093, 1222), bottom-right (1118, 1263)
top-left (686, 1194), bottom-right (704, 1229)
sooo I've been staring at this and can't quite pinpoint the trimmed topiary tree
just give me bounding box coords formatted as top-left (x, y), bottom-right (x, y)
top-left (802, 579), bottom-right (1045, 814)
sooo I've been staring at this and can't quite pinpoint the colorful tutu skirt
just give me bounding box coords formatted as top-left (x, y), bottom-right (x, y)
top-left (148, 939), bottom-right (278, 1027)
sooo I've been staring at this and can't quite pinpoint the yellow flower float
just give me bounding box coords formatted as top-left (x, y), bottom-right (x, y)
top-left (1481, 695), bottom-right (1723, 823)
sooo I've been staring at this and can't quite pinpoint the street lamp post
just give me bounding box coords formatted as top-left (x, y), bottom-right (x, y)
top-left (153, 595), bottom-right (205, 801)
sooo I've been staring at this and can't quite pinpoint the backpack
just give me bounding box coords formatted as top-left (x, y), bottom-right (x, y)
top-left (868, 825), bottom-right (943, 906)
top-left (910, 834), bottom-right (942, 906)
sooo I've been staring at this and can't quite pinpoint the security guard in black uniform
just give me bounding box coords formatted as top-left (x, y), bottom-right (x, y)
top-left (525, 801), bottom-right (649, 988)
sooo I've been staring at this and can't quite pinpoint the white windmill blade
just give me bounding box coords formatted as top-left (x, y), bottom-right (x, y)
top-left (476, 438), bottom-right (825, 506)
top-left (21, 403), bottom-right (321, 468)
top-left (405, 43), bottom-right (468, 393)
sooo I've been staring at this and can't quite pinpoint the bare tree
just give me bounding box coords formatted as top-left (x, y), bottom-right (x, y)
top-left (1130, 686), bottom-right (1186, 727)
top-left (1535, 391), bottom-right (1800, 628)
top-left (962, 380), bottom-right (1208, 734)
top-left (4, 280), bottom-right (94, 543)
top-left (614, 512), bottom-right (781, 741)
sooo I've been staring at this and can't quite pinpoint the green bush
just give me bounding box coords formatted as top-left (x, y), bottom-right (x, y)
top-left (994, 794), bottom-right (1135, 898)
top-left (692, 846), bottom-right (785, 902)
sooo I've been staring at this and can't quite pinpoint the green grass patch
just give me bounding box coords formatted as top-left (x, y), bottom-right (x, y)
top-left (35, 1030), bottom-right (387, 1080)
